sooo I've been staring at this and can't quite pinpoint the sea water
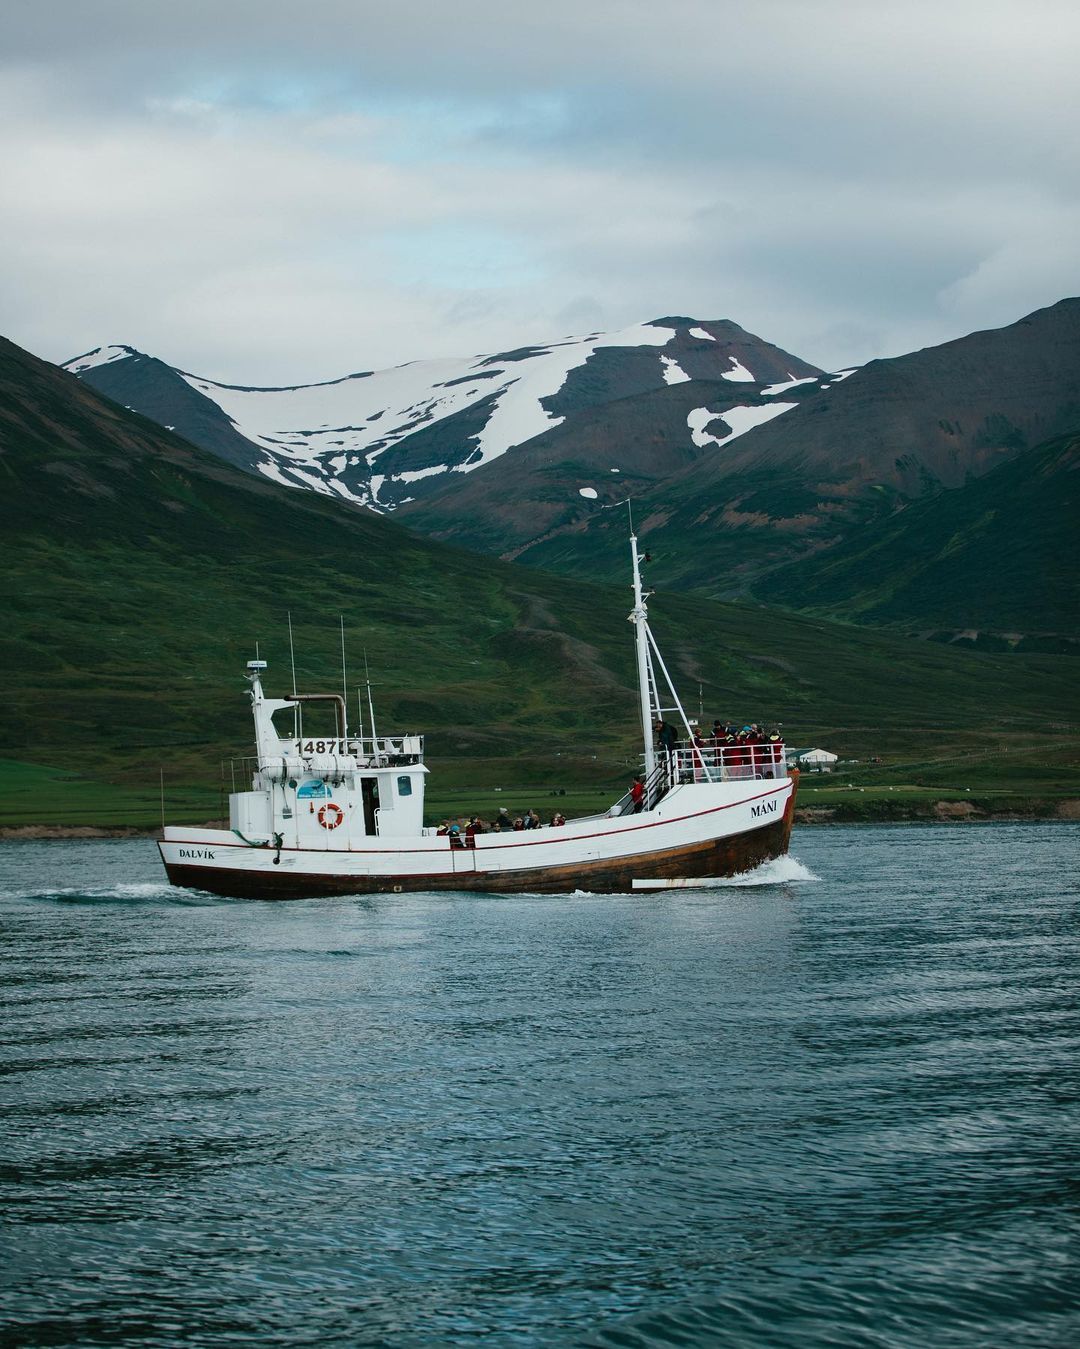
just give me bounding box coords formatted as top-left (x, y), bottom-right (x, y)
top-left (0, 824), bottom-right (1077, 1347)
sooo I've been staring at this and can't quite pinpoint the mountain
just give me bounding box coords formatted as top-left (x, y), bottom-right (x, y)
top-left (5, 332), bottom-right (1076, 820)
top-left (464, 298), bottom-right (1080, 616)
top-left (64, 318), bottom-right (823, 512)
top-left (61, 299), bottom-right (1080, 641)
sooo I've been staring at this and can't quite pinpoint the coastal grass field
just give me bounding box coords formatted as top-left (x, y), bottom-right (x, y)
top-left (3, 732), bottom-right (1077, 832)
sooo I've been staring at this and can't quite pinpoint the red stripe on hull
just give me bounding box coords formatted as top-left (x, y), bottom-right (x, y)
top-left (161, 809), bottom-right (796, 901)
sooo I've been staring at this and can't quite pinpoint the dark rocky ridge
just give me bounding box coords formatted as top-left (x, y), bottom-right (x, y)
top-left (64, 347), bottom-right (263, 472)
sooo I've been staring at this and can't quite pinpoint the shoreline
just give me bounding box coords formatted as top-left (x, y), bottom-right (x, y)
top-left (2, 799), bottom-right (1079, 840)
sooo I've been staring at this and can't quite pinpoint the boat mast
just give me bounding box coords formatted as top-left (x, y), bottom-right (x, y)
top-left (629, 532), bottom-right (656, 780)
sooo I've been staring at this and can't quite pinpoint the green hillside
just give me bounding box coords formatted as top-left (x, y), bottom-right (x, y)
top-left (1, 336), bottom-right (1078, 826)
top-left (756, 431), bottom-right (1080, 634)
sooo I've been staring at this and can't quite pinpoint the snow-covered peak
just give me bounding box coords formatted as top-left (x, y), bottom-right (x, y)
top-left (160, 321), bottom-right (681, 506)
top-left (64, 345), bottom-right (142, 374)
top-left (63, 315), bottom-right (821, 513)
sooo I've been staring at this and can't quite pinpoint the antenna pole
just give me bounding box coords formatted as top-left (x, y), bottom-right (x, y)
top-left (339, 616), bottom-right (349, 739)
top-left (287, 612), bottom-right (300, 738)
top-left (629, 533), bottom-right (656, 780)
top-left (364, 650), bottom-right (378, 752)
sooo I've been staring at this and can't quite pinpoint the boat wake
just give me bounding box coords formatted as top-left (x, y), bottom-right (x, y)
top-left (707, 854), bottom-right (819, 887)
top-left (14, 881), bottom-right (192, 904)
top-left (627, 855), bottom-right (820, 892)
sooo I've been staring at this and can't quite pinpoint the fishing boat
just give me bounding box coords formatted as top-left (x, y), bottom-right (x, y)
top-left (158, 535), bottom-right (798, 898)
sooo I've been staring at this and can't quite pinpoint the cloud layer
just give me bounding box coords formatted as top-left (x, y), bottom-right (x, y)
top-left (2, 0), bottom-right (1078, 381)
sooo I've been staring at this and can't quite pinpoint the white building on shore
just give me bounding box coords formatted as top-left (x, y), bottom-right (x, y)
top-left (796, 748), bottom-right (839, 773)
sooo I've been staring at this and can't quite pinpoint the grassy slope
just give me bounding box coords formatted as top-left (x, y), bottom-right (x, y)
top-left (1, 336), bottom-right (1078, 826)
top-left (755, 431), bottom-right (1080, 632)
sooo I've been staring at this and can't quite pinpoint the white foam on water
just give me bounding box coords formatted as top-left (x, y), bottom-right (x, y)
top-left (16, 881), bottom-right (185, 903)
top-left (708, 855), bottom-right (819, 886)
top-left (557, 855), bottom-right (819, 899)
top-left (634, 855), bottom-right (819, 890)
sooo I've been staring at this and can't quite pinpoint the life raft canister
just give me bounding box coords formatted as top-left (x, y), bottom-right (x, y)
top-left (318, 802), bottom-right (345, 830)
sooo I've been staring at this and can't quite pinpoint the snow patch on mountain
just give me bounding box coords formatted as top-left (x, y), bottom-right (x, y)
top-left (579, 487), bottom-right (598, 499)
top-left (762, 375), bottom-right (818, 396)
top-left (660, 355), bottom-right (691, 385)
top-left (464, 322), bottom-right (676, 471)
top-left (688, 401), bottom-right (798, 449)
top-left (721, 356), bottom-right (757, 383)
top-left (688, 327), bottom-right (715, 341)
top-left (396, 464), bottom-right (449, 483)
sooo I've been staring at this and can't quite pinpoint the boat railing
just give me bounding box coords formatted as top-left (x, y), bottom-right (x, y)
top-left (250, 734), bottom-right (424, 770)
top-left (607, 757), bottom-right (673, 817)
top-left (668, 740), bottom-right (787, 783)
top-left (341, 734), bottom-right (424, 766)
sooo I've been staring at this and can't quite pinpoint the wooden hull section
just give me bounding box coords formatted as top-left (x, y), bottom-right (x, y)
top-left (160, 804), bottom-right (796, 901)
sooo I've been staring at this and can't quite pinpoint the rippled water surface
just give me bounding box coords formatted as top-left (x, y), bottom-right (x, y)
top-left (1, 825), bottom-right (1078, 1347)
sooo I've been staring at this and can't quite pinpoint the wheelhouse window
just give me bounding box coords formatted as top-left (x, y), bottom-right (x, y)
top-left (397, 775), bottom-right (413, 797)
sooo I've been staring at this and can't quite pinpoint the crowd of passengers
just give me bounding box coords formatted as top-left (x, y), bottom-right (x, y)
top-left (437, 807), bottom-right (566, 843)
top-left (655, 718), bottom-right (785, 776)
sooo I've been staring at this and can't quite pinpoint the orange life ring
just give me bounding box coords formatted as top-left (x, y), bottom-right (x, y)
top-left (318, 802), bottom-right (345, 830)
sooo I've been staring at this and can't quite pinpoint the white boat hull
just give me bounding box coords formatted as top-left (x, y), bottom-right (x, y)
top-left (159, 777), bottom-right (798, 899)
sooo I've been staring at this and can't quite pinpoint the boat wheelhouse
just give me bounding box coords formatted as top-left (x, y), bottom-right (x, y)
top-left (158, 535), bottom-right (797, 898)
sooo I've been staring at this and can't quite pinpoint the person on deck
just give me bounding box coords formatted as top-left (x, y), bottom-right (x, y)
top-left (630, 775), bottom-right (645, 812)
top-left (749, 727), bottom-right (767, 778)
top-left (655, 720), bottom-right (677, 754)
top-left (655, 719), bottom-right (677, 781)
top-left (767, 729), bottom-right (784, 777)
top-left (691, 727), bottom-right (710, 780)
top-left (495, 807), bottom-right (513, 831)
top-left (550, 811), bottom-right (566, 826)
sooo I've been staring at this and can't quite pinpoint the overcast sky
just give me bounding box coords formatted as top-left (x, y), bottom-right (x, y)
top-left (2, 0), bottom-right (1078, 383)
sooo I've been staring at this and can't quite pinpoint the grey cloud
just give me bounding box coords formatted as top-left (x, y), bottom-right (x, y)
top-left (1, 0), bottom-right (1078, 379)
